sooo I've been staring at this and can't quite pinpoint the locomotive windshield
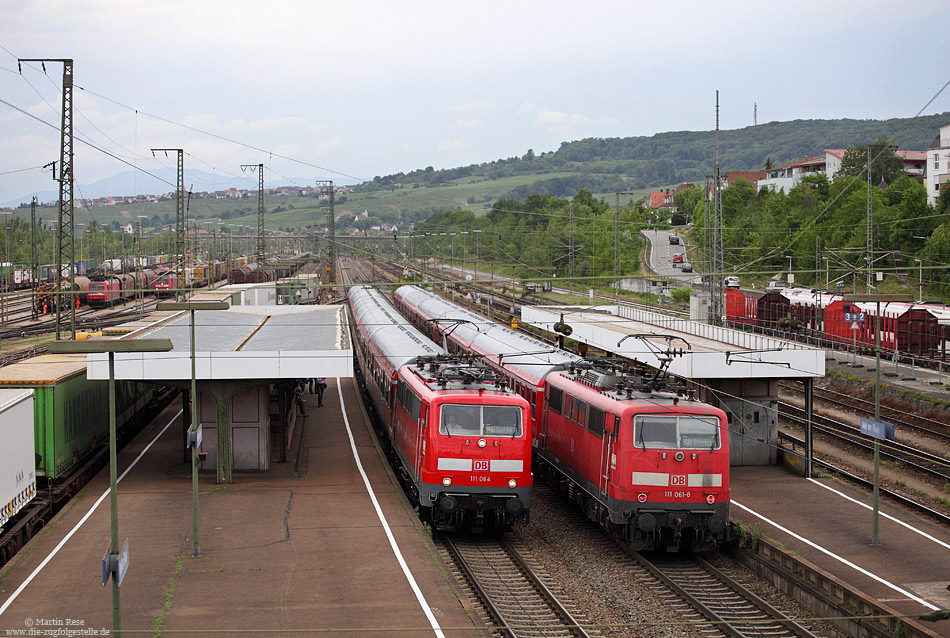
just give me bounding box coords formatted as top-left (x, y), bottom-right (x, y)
top-left (634, 415), bottom-right (721, 450)
top-left (440, 404), bottom-right (522, 437)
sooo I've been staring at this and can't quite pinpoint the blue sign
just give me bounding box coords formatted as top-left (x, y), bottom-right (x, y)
top-left (116, 539), bottom-right (130, 586)
top-left (844, 312), bottom-right (866, 322)
top-left (860, 417), bottom-right (895, 441)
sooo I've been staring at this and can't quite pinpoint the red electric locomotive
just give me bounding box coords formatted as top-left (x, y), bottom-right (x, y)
top-left (86, 278), bottom-right (122, 307)
top-left (348, 286), bottom-right (533, 532)
top-left (539, 358), bottom-right (731, 552)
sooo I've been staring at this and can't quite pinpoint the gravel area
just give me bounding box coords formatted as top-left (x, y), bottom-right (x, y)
top-left (512, 488), bottom-right (852, 638)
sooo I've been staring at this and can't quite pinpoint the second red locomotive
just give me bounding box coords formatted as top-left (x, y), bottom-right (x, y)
top-left (540, 358), bottom-right (730, 552)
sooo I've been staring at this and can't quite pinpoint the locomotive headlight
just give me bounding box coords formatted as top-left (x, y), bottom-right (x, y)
top-left (508, 479), bottom-right (517, 488)
top-left (477, 438), bottom-right (487, 448)
top-left (442, 477), bottom-right (451, 486)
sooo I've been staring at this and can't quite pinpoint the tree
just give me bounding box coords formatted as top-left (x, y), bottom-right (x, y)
top-left (838, 140), bottom-right (904, 186)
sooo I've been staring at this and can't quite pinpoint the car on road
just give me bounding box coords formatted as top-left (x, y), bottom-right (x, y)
top-left (668, 234), bottom-right (680, 245)
top-left (681, 262), bottom-right (693, 273)
top-left (723, 276), bottom-right (740, 289)
top-left (672, 253), bottom-right (684, 264)
top-left (765, 280), bottom-right (786, 292)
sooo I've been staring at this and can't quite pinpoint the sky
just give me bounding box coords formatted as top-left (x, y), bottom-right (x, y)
top-left (1, 0), bottom-right (949, 207)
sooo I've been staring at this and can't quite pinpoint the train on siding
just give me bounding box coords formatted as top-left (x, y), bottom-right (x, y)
top-left (724, 287), bottom-right (950, 361)
top-left (394, 284), bottom-right (732, 552)
top-left (348, 285), bottom-right (532, 533)
top-left (0, 355), bottom-right (175, 566)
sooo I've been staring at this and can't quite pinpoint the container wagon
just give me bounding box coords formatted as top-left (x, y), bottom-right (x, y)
top-left (0, 389), bottom-right (35, 534)
top-left (0, 355), bottom-right (174, 566)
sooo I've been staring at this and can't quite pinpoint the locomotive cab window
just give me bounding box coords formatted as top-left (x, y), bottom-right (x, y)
top-left (634, 415), bottom-right (720, 450)
top-left (440, 404), bottom-right (522, 437)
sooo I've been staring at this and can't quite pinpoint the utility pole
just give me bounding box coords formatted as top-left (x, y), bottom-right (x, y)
top-left (709, 91), bottom-right (725, 325)
top-left (31, 197), bottom-right (38, 320)
top-left (316, 181), bottom-right (335, 285)
top-left (866, 146), bottom-right (873, 294)
top-left (614, 190), bottom-right (638, 295)
top-left (241, 163), bottom-right (265, 264)
top-left (569, 201), bottom-right (575, 287)
top-left (152, 149), bottom-right (184, 301)
top-left (20, 59), bottom-right (75, 339)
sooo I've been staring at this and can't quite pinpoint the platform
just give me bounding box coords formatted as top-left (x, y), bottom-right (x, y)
top-left (0, 378), bottom-right (481, 637)
top-left (731, 465), bottom-right (950, 635)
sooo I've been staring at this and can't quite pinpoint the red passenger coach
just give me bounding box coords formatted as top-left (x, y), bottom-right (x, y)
top-left (349, 286), bottom-right (532, 532)
top-left (539, 359), bottom-right (731, 552)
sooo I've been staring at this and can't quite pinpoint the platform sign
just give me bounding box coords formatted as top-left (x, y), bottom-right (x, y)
top-left (860, 417), bottom-right (895, 441)
top-left (186, 424), bottom-right (203, 448)
top-left (844, 312), bottom-right (865, 322)
top-left (102, 546), bottom-right (110, 586)
top-left (102, 539), bottom-right (131, 586)
top-left (116, 539), bottom-right (130, 586)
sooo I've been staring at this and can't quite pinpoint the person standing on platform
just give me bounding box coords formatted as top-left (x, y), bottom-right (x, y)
top-left (315, 377), bottom-right (327, 407)
top-left (294, 382), bottom-right (308, 417)
top-left (308, 378), bottom-right (316, 393)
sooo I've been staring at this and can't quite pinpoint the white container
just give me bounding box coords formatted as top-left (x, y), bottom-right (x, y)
top-left (0, 389), bottom-right (35, 530)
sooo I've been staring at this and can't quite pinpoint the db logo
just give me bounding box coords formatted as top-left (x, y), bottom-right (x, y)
top-left (473, 460), bottom-right (489, 471)
top-left (706, 495), bottom-right (716, 504)
top-left (671, 475), bottom-right (687, 486)
top-left (637, 493), bottom-right (647, 503)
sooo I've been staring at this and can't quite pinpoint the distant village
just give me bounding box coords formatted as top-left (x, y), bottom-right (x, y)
top-left (6, 183), bottom-right (354, 211)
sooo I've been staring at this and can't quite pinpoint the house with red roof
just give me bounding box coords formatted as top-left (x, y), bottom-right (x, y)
top-left (824, 148), bottom-right (926, 180)
top-left (757, 157), bottom-right (826, 193)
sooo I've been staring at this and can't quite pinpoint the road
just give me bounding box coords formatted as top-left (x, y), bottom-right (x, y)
top-left (641, 229), bottom-right (698, 285)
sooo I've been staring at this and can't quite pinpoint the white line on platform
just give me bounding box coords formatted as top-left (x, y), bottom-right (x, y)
top-left (335, 379), bottom-right (446, 638)
top-left (732, 500), bottom-right (939, 611)
top-left (0, 409), bottom-right (182, 617)
top-left (807, 478), bottom-right (950, 551)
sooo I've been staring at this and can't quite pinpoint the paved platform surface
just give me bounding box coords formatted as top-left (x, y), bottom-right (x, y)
top-left (732, 465), bottom-right (950, 635)
top-left (0, 379), bottom-right (482, 637)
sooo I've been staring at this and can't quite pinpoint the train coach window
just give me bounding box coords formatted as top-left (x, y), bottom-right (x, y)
top-left (635, 416), bottom-right (677, 448)
top-left (634, 415), bottom-right (720, 450)
top-left (548, 387), bottom-right (563, 414)
top-left (484, 406), bottom-right (522, 437)
top-left (678, 417), bottom-right (720, 449)
top-left (588, 407), bottom-right (605, 437)
top-left (440, 404), bottom-right (522, 437)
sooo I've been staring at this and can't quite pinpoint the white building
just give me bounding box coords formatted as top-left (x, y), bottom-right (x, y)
top-left (825, 148), bottom-right (927, 182)
top-left (757, 157), bottom-right (826, 193)
top-left (926, 123), bottom-right (950, 207)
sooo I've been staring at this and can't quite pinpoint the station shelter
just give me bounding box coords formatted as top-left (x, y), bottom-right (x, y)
top-left (521, 304), bottom-right (825, 466)
top-left (84, 297), bottom-right (352, 483)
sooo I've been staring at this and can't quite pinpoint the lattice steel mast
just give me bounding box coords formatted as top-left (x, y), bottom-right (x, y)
top-left (20, 58), bottom-right (75, 338)
top-left (241, 164), bottom-right (265, 264)
top-left (152, 149), bottom-right (184, 301)
top-left (316, 181), bottom-right (335, 285)
top-left (709, 91), bottom-right (725, 325)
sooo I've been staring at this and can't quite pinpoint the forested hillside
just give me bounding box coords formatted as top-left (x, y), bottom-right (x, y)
top-left (358, 113), bottom-right (946, 199)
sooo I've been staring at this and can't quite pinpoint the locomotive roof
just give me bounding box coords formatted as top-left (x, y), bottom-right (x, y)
top-left (349, 286), bottom-right (443, 370)
top-left (395, 285), bottom-right (580, 384)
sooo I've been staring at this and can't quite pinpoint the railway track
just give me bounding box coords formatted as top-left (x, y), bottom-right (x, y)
top-left (530, 487), bottom-right (831, 637)
top-left (779, 402), bottom-right (950, 485)
top-left (779, 381), bottom-right (950, 443)
top-left (437, 533), bottom-right (599, 638)
top-left (632, 553), bottom-right (821, 638)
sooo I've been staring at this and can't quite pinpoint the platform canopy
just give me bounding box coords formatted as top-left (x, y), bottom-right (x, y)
top-left (86, 304), bottom-right (353, 381)
top-left (521, 305), bottom-right (825, 379)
